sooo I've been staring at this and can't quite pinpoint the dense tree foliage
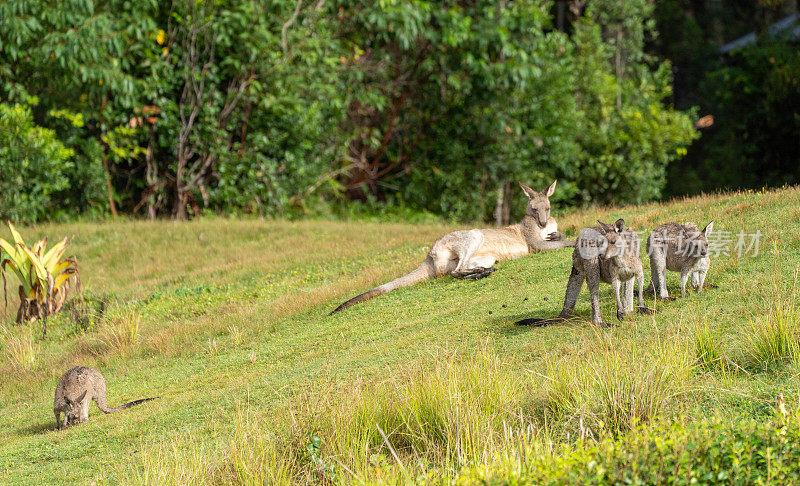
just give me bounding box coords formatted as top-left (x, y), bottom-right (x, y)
top-left (0, 104), bottom-right (73, 221)
top-left (654, 0), bottom-right (800, 197)
top-left (0, 0), bottom-right (703, 222)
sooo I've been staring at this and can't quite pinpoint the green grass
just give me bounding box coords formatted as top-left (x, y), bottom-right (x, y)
top-left (0, 187), bottom-right (799, 484)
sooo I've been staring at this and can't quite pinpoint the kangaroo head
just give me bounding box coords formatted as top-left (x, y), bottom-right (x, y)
top-left (597, 219), bottom-right (626, 259)
top-left (63, 390), bottom-right (88, 426)
top-left (519, 180), bottom-right (556, 228)
top-left (697, 221), bottom-right (714, 258)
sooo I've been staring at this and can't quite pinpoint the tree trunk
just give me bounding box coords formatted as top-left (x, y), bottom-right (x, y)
top-left (615, 27), bottom-right (623, 109)
top-left (101, 143), bottom-right (118, 218)
top-left (174, 190), bottom-right (188, 220)
top-left (145, 125), bottom-right (158, 219)
top-left (494, 182), bottom-right (512, 227)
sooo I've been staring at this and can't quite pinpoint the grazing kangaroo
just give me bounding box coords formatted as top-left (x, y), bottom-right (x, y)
top-left (54, 366), bottom-right (157, 430)
top-left (331, 180), bottom-right (575, 314)
top-left (517, 219), bottom-right (653, 327)
top-left (646, 222), bottom-right (714, 300)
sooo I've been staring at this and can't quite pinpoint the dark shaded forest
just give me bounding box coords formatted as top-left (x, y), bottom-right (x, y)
top-left (0, 0), bottom-right (797, 223)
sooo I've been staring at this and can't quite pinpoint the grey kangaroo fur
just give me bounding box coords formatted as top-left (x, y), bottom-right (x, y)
top-left (331, 180), bottom-right (575, 314)
top-left (517, 218), bottom-right (654, 327)
top-left (646, 221), bottom-right (714, 300)
top-left (53, 366), bottom-right (157, 430)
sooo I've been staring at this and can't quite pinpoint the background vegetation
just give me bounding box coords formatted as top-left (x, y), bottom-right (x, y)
top-left (3, 1), bottom-right (796, 224)
top-left (654, 0), bottom-right (800, 198)
top-left (0, 0), bottom-right (755, 224)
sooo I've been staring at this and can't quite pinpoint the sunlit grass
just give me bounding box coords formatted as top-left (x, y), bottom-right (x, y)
top-left (695, 321), bottom-right (726, 371)
top-left (0, 187), bottom-right (799, 484)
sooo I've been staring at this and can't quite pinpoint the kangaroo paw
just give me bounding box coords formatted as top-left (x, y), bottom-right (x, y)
top-left (616, 310), bottom-right (626, 321)
top-left (636, 306), bottom-right (656, 315)
top-left (546, 232), bottom-right (566, 242)
top-left (658, 296), bottom-right (676, 302)
top-left (467, 267), bottom-right (497, 280)
top-left (452, 269), bottom-right (480, 279)
top-left (596, 321), bottom-right (615, 328)
top-left (454, 267), bottom-right (497, 280)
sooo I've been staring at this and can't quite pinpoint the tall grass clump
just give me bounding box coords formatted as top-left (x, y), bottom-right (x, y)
top-left (129, 433), bottom-right (219, 485)
top-left (539, 345), bottom-right (691, 437)
top-left (744, 304), bottom-right (799, 371)
top-left (695, 322), bottom-right (726, 371)
top-left (0, 324), bottom-right (38, 372)
top-left (99, 306), bottom-right (141, 351)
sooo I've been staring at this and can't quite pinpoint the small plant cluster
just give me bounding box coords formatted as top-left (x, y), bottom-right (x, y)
top-left (0, 221), bottom-right (80, 330)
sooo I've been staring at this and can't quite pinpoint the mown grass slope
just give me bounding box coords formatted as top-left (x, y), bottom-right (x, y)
top-left (0, 187), bottom-right (799, 484)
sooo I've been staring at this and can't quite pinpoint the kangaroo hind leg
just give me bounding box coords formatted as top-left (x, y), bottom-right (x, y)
top-left (451, 231), bottom-right (496, 280)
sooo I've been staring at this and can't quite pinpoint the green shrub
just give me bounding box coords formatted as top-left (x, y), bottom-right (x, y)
top-left (0, 103), bottom-right (73, 221)
top-left (460, 411), bottom-right (800, 485)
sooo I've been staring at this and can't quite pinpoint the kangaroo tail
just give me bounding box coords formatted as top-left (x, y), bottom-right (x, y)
top-left (330, 258), bottom-right (437, 315)
top-left (98, 395), bottom-right (159, 413)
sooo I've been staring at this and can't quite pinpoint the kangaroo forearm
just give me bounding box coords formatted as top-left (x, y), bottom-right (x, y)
top-left (529, 240), bottom-right (576, 252)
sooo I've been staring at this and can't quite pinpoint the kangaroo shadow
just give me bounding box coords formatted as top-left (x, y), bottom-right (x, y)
top-left (479, 295), bottom-right (591, 335)
top-left (18, 420), bottom-right (57, 436)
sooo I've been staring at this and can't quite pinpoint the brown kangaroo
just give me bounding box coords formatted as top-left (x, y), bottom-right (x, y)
top-left (331, 180), bottom-right (575, 314)
top-left (54, 366), bottom-right (157, 429)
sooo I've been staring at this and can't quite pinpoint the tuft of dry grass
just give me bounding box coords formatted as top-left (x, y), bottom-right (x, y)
top-left (0, 325), bottom-right (38, 372)
top-left (227, 325), bottom-right (243, 346)
top-left (206, 338), bottom-right (219, 355)
top-left (99, 307), bottom-right (141, 351)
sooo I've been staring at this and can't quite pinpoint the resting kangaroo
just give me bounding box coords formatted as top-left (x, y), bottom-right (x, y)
top-left (517, 219), bottom-right (653, 327)
top-left (646, 222), bottom-right (714, 300)
top-left (331, 180), bottom-right (575, 314)
top-left (54, 366), bottom-right (157, 430)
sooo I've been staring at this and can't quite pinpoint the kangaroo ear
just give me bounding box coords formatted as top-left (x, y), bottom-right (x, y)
top-left (542, 179), bottom-right (557, 198)
top-left (518, 182), bottom-right (538, 199)
top-left (614, 219), bottom-right (625, 233)
top-left (703, 221), bottom-right (714, 236)
top-left (597, 220), bottom-right (612, 232)
top-left (77, 391), bottom-right (87, 403)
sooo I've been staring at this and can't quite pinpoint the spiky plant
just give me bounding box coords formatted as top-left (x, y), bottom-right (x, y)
top-left (0, 221), bottom-right (80, 328)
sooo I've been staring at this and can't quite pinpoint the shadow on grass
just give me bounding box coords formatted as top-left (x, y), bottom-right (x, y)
top-left (482, 310), bottom-right (595, 336)
top-left (17, 421), bottom-right (56, 436)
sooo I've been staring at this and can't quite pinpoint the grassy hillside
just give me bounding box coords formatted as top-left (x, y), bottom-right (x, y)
top-left (0, 187), bottom-right (799, 484)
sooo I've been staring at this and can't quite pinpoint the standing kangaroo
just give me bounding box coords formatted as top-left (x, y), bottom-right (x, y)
top-left (331, 180), bottom-right (575, 314)
top-left (517, 219), bottom-right (653, 327)
top-left (646, 222), bottom-right (714, 300)
top-left (54, 366), bottom-right (157, 430)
